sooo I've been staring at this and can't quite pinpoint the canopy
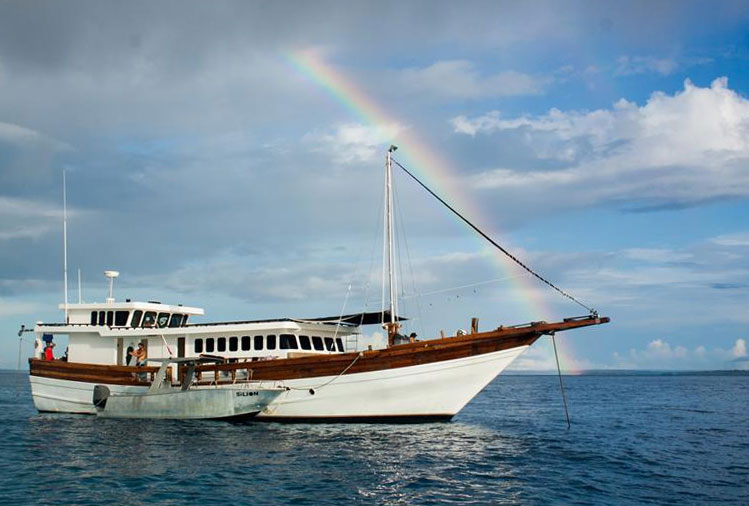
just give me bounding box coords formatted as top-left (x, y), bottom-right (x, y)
top-left (303, 310), bottom-right (408, 326)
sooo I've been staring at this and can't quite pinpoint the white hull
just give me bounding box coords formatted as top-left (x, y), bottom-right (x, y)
top-left (30, 346), bottom-right (529, 420)
top-left (96, 387), bottom-right (283, 420)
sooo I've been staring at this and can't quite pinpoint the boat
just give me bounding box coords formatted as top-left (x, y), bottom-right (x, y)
top-left (92, 357), bottom-right (285, 420)
top-left (25, 147), bottom-right (609, 422)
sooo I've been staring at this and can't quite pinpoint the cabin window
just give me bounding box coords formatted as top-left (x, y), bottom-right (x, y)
top-left (229, 336), bottom-right (238, 352)
top-left (280, 334), bottom-right (298, 350)
top-left (312, 336), bottom-right (324, 351)
top-left (205, 338), bottom-right (215, 353)
top-left (142, 312), bottom-right (156, 327)
top-left (336, 338), bottom-right (344, 352)
top-left (106, 311), bottom-right (114, 326)
top-left (182, 315), bottom-right (189, 326)
top-left (194, 338), bottom-right (203, 353)
top-left (254, 335), bottom-right (263, 350)
top-left (131, 310), bottom-right (143, 328)
top-left (157, 313), bottom-right (170, 328)
top-left (217, 337), bottom-right (226, 352)
top-left (90, 311), bottom-right (97, 325)
top-left (168, 314), bottom-right (183, 328)
top-left (267, 335), bottom-right (276, 350)
top-left (324, 337), bottom-right (335, 351)
top-left (115, 311), bottom-right (129, 327)
top-left (98, 311), bottom-right (105, 326)
top-left (299, 335), bottom-right (311, 350)
top-left (241, 336), bottom-right (251, 351)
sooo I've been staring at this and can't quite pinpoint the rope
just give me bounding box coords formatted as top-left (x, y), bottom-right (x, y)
top-left (392, 158), bottom-right (596, 315)
top-left (401, 273), bottom-right (529, 299)
top-left (552, 333), bottom-right (571, 429)
top-left (285, 352), bottom-right (362, 392)
top-left (332, 284), bottom-right (353, 345)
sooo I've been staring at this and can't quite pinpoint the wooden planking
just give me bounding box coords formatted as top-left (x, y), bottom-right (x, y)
top-left (29, 316), bottom-right (609, 385)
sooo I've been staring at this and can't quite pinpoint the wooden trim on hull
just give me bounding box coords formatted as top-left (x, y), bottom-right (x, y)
top-left (29, 361), bottom-right (162, 386)
top-left (29, 315), bottom-right (609, 385)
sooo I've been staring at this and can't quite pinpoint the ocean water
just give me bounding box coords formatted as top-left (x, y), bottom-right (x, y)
top-left (0, 371), bottom-right (746, 505)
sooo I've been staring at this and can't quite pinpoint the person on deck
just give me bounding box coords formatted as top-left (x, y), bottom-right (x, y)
top-left (43, 342), bottom-right (55, 361)
top-left (130, 342), bottom-right (147, 380)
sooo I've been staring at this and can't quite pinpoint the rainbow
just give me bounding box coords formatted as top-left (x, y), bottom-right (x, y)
top-left (283, 49), bottom-right (584, 373)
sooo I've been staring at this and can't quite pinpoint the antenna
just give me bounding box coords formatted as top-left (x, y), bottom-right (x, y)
top-left (78, 268), bottom-right (82, 303)
top-left (384, 145), bottom-right (400, 346)
top-left (63, 169), bottom-right (69, 323)
top-left (105, 270), bottom-right (119, 303)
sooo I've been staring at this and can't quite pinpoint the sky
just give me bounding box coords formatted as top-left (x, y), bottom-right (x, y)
top-left (1, 0), bottom-right (748, 371)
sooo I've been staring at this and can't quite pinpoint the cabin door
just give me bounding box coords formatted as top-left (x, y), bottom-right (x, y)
top-left (177, 337), bottom-right (186, 384)
top-left (116, 338), bottom-right (124, 366)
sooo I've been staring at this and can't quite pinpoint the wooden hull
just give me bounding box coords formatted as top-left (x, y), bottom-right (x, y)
top-left (28, 316), bottom-right (608, 420)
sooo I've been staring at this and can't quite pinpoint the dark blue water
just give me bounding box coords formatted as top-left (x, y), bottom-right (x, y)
top-left (0, 371), bottom-right (746, 505)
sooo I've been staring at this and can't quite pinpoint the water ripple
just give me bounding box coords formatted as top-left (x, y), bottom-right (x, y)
top-left (0, 372), bottom-right (746, 505)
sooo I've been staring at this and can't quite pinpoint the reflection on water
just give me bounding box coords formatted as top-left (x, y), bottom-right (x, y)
top-left (1, 372), bottom-right (746, 505)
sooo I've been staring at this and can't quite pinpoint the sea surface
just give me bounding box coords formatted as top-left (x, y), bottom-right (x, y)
top-left (0, 371), bottom-right (746, 505)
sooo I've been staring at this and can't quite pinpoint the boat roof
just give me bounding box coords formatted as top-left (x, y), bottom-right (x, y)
top-left (59, 301), bottom-right (204, 315)
top-left (186, 310), bottom-right (408, 328)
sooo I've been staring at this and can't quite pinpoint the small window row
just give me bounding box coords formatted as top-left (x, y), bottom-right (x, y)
top-left (89, 310), bottom-right (188, 328)
top-left (90, 310), bottom-right (130, 327)
top-left (194, 335), bottom-right (344, 354)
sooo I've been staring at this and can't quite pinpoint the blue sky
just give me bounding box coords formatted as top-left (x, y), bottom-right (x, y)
top-left (0, 1), bottom-right (748, 371)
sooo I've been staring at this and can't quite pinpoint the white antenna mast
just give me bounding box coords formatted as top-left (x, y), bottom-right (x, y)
top-left (384, 145), bottom-right (399, 343)
top-left (63, 169), bottom-right (69, 324)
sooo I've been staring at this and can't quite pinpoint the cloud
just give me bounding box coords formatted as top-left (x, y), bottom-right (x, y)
top-left (0, 298), bottom-right (44, 318)
top-left (613, 338), bottom-right (749, 370)
top-left (0, 196), bottom-right (65, 241)
top-left (453, 77), bottom-right (749, 209)
top-left (615, 55), bottom-right (678, 76)
top-left (732, 338), bottom-right (746, 358)
top-left (0, 121), bottom-right (72, 151)
top-left (396, 60), bottom-right (547, 99)
top-left (623, 248), bottom-right (693, 263)
top-left (710, 232), bottom-right (749, 247)
top-left (304, 122), bottom-right (404, 163)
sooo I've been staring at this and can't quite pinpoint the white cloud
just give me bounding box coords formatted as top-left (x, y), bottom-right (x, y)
top-left (0, 121), bottom-right (72, 151)
top-left (397, 60), bottom-right (547, 99)
top-left (613, 338), bottom-right (749, 370)
top-left (710, 232), bottom-right (749, 247)
top-left (0, 196), bottom-right (68, 241)
top-left (623, 248), bottom-right (693, 263)
top-left (454, 77), bottom-right (749, 208)
top-left (0, 298), bottom-right (43, 318)
top-left (732, 338), bottom-right (746, 358)
top-left (304, 122), bottom-right (404, 164)
top-left (615, 55), bottom-right (678, 76)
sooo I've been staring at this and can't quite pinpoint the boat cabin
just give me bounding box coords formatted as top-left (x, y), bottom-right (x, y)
top-left (35, 299), bottom-right (356, 367)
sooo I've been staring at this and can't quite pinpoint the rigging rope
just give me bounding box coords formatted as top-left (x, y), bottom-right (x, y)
top-left (392, 158), bottom-right (596, 315)
top-left (284, 352), bottom-right (362, 391)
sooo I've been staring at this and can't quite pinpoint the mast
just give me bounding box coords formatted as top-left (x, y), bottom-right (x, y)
top-left (63, 169), bottom-right (69, 324)
top-left (385, 145), bottom-right (399, 344)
